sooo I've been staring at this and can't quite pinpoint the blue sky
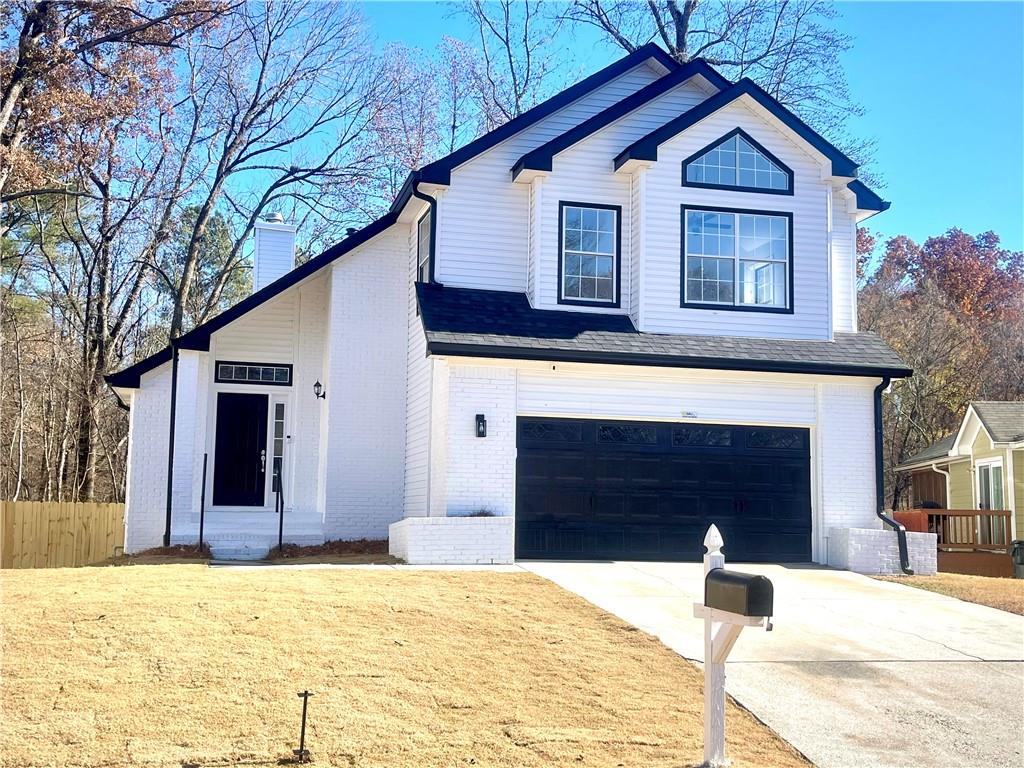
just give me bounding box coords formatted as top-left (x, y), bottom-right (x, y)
top-left (362, 1), bottom-right (1023, 251)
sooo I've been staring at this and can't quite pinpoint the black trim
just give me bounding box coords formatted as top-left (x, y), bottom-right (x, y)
top-left (848, 179), bottom-right (890, 213)
top-left (214, 360), bottom-right (293, 386)
top-left (557, 201), bottom-right (622, 308)
top-left (412, 185), bottom-right (437, 284)
top-left (426, 341), bottom-right (912, 379)
top-left (163, 344), bottom-right (179, 547)
top-left (680, 204), bottom-right (794, 315)
top-left (614, 78), bottom-right (859, 177)
top-left (874, 377), bottom-right (914, 574)
top-left (417, 42), bottom-right (680, 188)
top-left (681, 127), bottom-right (794, 196)
top-left (512, 58), bottom-right (730, 180)
top-left (106, 46), bottom-right (686, 392)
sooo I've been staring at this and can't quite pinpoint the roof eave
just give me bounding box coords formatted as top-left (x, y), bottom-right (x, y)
top-left (613, 78), bottom-right (861, 178)
top-left (426, 340), bottom-right (912, 379)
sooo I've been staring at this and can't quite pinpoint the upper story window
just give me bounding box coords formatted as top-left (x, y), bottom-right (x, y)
top-left (559, 202), bottom-right (620, 307)
top-left (682, 206), bottom-right (792, 314)
top-left (683, 128), bottom-right (793, 195)
top-left (416, 210), bottom-right (432, 283)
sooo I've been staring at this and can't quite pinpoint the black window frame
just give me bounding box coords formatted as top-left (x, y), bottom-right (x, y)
top-left (681, 127), bottom-right (794, 196)
top-left (415, 208), bottom-right (434, 284)
top-left (557, 200), bottom-right (622, 309)
top-left (214, 360), bottom-right (294, 387)
top-left (680, 204), bottom-right (795, 315)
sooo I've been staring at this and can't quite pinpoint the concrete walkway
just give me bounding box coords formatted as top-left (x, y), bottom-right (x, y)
top-left (522, 561), bottom-right (1024, 768)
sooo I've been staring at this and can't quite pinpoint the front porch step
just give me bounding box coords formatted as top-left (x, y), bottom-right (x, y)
top-left (208, 542), bottom-right (270, 561)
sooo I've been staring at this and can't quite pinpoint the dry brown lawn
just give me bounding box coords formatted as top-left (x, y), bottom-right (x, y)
top-left (0, 565), bottom-right (807, 768)
top-left (876, 572), bottom-right (1024, 615)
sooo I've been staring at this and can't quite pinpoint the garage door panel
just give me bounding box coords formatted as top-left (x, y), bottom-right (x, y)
top-left (516, 418), bottom-right (811, 562)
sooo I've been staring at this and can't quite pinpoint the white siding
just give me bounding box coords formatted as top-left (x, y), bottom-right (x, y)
top-left (214, 292), bottom-right (296, 363)
top-left (322, 228), bottom-right (408, 540)
top-left (517, 366), bottom-right (817, 425)
top-left (643, 100), bottom-right (833, 339)
top-left (404, 210), bottom-right (432, 517)
top-left (831, 188), bottom-right (859, 333)
top-left (535, 79), bottom-right (709, 314)
top-left (436, 62), bottom-right (663, 292)
top-left (123, 364), bottom-right (171, 553)
top-left (253, 223), bottom-right (296, 292)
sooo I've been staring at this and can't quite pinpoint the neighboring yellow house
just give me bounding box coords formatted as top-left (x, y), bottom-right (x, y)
top-left (896, 401), bottom-right (1024, 540)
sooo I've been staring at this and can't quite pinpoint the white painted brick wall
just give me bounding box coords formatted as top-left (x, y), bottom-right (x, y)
top-left (828, 527), bottom-right (937, 575)
top-left (388, 516), bottom-right (514, 564)
top-left (818, 382), bottom-right (879, 532)
top-left (169, 351), bottom-right (209, 540)
top-left (123, 365), bottom-right (171, 553)
top-left (446, 366), bottom-right (517, 517)
top-left (322, 229), bottom-right (408, 539)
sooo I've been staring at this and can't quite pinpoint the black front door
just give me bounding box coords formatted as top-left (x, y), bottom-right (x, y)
top-left (213, 392), bottom-right (268, 506)
top-left (515, 418), bottom-right (812, 562)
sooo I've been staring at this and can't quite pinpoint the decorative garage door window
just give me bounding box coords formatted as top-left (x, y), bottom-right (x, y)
top-left (746, 428), bottom-right (805, 450)
top-left (597, 423), bottom-right (658, 444)
top-left (215, 361), bottom-right (293, 386)
top-left (672, 426), bottom-right (732, 447)
top-left (519, 420), bottom-right (584, 443)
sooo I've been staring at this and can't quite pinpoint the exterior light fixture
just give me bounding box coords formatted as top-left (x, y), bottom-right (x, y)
top-left (313, 380), bottom-right (326, 399)
top-left (475, 414), bottom-right (487, 438)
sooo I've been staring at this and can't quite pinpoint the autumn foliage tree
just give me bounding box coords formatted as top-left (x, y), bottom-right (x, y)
top-left (859, 228), bottom-right (1024, 507)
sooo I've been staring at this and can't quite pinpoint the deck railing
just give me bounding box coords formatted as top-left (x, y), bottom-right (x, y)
top-left (893, 509), bottom-right (1012, 552)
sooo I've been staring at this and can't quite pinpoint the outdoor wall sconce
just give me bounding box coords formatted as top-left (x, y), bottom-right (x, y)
top-left (475, 414), bottom-right (487, 438)
top-left (313, 380), bottom-right (326, 400)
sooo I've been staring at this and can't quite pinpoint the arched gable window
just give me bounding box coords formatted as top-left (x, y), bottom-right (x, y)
top-left (682, 128), bottom-right (793, 195)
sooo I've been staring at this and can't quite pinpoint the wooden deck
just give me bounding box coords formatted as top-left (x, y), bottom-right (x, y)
top-left (893, 509), bottom-right (1015, 578)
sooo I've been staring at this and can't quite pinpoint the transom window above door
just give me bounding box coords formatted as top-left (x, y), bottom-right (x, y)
top-left (682, 206), bottom-right (792, 313)
top-left (560, 202), bottom-right (620, 306)
top-left (683, 128), bottom-right (793, 194)
top-left (215, 361), bottom-right (293, 386)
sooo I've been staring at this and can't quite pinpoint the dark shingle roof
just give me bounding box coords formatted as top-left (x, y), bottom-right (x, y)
top-left (972, 401), bottom-right (1024, 443)
top-left (416, 285), bottom-right (911, 378)
top-left (896, 433), bottom-right (957, 469)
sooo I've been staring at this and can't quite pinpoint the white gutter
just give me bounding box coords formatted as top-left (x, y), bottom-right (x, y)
top-left (930, 462), bottom-right (952, 509)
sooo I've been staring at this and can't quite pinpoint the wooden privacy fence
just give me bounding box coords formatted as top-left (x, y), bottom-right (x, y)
top-left (1, 501), bottom-right (125, 569)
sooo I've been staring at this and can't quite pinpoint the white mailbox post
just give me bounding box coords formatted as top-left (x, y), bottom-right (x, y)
top-left (693, 524), bottom-right (774, 768)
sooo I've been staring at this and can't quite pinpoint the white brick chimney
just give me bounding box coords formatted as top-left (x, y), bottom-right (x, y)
top-left (253, 213), bottom-right (296, 292)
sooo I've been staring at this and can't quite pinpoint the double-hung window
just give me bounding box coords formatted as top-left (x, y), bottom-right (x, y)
top-left (682, 206), bottom-right (792, 312)
top-left (416, 210), bottom-right (432, 283)
top-left (560, 202), bottom-right (619, 305)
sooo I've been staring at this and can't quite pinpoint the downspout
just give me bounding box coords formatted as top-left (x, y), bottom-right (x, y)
top-left (411, 181), bottom-right (439, 284)
top-left (930, 462), bottom-right (951, 509)
top-left (874, 376), bottom-right (913, 574)
top-left (163, 342), bottom-right (180, 547)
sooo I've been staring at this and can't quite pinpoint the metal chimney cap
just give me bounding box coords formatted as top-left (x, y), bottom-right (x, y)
top-left (263, 211), bottom-right (285, 224)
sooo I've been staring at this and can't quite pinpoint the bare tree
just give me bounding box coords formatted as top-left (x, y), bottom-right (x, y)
top-left (162, 0), bottom-right (388, 337)
top-left (460, 0), bottom-right (561, 128)
top-left (562, 0), bottom-right (867, 158)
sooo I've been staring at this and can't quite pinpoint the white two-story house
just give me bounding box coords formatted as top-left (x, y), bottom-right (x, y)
top-left (108, 44), bottom-right (925, 571)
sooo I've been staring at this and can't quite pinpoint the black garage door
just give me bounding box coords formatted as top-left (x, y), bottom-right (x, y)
top-left (515, 418), bottom-right (811, 562)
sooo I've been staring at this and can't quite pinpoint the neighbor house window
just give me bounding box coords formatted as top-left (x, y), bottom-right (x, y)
top-left (682, 206), bottom-right (792, 312)
top-left (215, 361), bottom-right (293, 386)
top-left (683, 128), bottom-right (793, 194)
top-left (560, 202), bottom-right (619, 305)
top-left (416, 210), bottom-right (432, 283)
top-left (976, 460), bottom-right (1005, 510)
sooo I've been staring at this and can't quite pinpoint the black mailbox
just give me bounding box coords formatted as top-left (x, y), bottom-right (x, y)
top-left (705, 569), bottom-right (773, 618)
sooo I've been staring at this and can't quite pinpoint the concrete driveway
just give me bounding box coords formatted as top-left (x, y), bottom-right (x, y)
top-left (522, 561), bottom-right (1024, 768)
